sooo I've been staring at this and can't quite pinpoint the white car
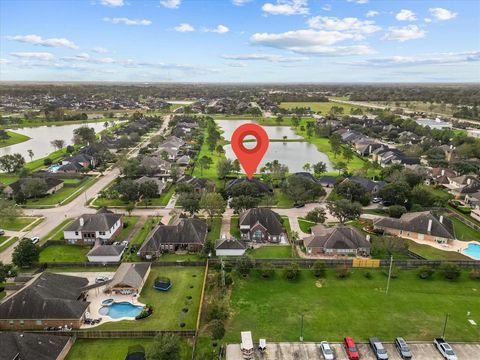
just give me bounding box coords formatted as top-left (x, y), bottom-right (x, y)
top-left (0, 229), bottom-right (5, 235)
top-left (320, 341), bottom-right (335, 360)
top-left (30, 237), bottom-right (40, 244)
top-left (121, 240), bottom-right (129, 247)
top-left (95, 276), bottom-right (111, 284)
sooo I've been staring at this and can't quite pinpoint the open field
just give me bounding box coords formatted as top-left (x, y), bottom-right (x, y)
top-left (39, 244), bottom-right (89, 263)
top-left (0, 130), bottom-right (30, 148)
top-left (225, 268), bottom-right (480, 343)
top-left (96, 267), bottom-right (204, 330)
top-left (0, 216), bottom-right (38, 231)
top-left (280, 101), bottom-right (367, 114)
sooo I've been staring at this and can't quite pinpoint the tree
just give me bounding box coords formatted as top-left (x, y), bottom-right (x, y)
top-left (200, 192), bottom-right (226, 220)
top-left (417, 265), bottom-right (435, 279)
top-left (138, 181), bottom-right (158, 205)
top-left (439, 262), bottom-right (461, 280)
top-left (12, 238), bottom-right (39, 267)
top-left (283, 174), bottom-right (325, 204)
top-left (380, 182), bottom-right (411, 206)
top-left (217, 158), bottom-right (232, 181)
top-left (327, 200), bottom-right (362, 223)
top-left (260, 262), bottom-right (274, 278)
top-left (312, 261), bottom-right (326, 278)
top-left (73, 126), bottom-right (96, 145)
top-left (335, 180), bottom-right (370, 205)
top-left (0, 153), bottom-right (25, 173)
top-left (229, 195), bottom-right (260, 214)
top-left (50, 139), bottom-right (65, 151)
top-left (177, 193), bottom-right (200, 216)
top-left (115, 179), bottom-right (139, 202)
top-left (210, 319), bottom-right (225, 340)
top-left (283, 262), bottom-right (300, 281)
top-left (146, 333), bottom-right (180, 360)
top-left (236, 256), bottom-right (253, 276)
top-left (388, 205), bottom-right (407, 218)
top-left (0, 129), bottom-right (10, 142)
top-left (291, 115), bottom-right (300, 127)
top-left (313, 161), bottom-right (327, 175)
top-left (333, 161), bottom-right (347, 175)
top-left (198, 156), bottom-right (213, 176)
top-left (0, 199), bottom-right (23, 222)
top-left (342, 147), bottom-right (354, 164)
top-left (305, 207), bottom-right (326, 224)
top-left (329, 134), bottom-right (342, 158)
top-left (21, 178), bottom-right (48, 199)
top-left (231, 159), bottom-right (241, 174)
top-left (126, 203), bottom-right (135, 216)
top-left (27, 149), bottom-right (34, 162)
top-left (302, 163), bottom-right (311, 173)
top-left (0, 262), bottom-right (16, 283)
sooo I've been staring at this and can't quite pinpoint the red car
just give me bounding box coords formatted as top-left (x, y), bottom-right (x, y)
top-left (344, 337), bottom-right (360, 360)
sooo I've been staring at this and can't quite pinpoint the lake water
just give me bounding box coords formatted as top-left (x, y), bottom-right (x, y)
top-left (1, 122), bottom-right (107, 161)
top-left (215, 119), bottom-right (303, 140)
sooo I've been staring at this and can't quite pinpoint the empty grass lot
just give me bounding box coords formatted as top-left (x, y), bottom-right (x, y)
top-left (0, 130), bottom-right (30, 148)
top-left (226, 268), bottom-right (480, 343)
top-left (95, 267), bottom-right (205, 331)
top-left (39, 244), bottom-right (89, 263)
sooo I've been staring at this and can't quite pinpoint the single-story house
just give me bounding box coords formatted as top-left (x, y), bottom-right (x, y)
top-left (134, 176), bottom-right (166, 195)
top-left (87, 244), bottom-right (125, 263)
top-left (373, 211), bottom-right (455, 244)
top-left (318, 176), bottom-right (338, 188)
top-left (225, 178), bottom-right (272, 196)
top-left (215, 237), bottom-right (246, 257)
top-left (106, 262), bottom-right (151, 295)
top-left (2, 332), bottom-right (74, 360)
top-left (0, 272), bottom-right (89, 330)
top-left (141, 156), bottom-right (171, 176)
top-left (63, 213), bottom-right (123, 245)
top-left (303, 224), bottom-right (371, 256)
top-left (61, 153), bottom-right (96, 169)
top-left (239, 208), bottom-right (287, 243)
top-left (177, 175), bottom-right (215, 194)
top-left (139, 217), bottom-right (208, 258)
top-left (340, 176), bottom-right (385, 195)
top-left (3, 177), bottom-right (64, 199)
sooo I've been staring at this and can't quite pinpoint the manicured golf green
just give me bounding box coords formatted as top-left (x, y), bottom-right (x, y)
top-left (226, 268), bottom-right (480, 342)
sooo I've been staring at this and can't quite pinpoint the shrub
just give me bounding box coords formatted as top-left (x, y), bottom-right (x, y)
top-left (388, 205), bottom-right (407, 218)
top-left (336, 265), bottom-right (351, 279)
top-left (207, 303), bottom-right (229, 321)
top-left (439, 262), bottom-right (461, 280)
top-left (210, 319), bottom-right (225, 340)
top-left (43, 158), bottom-right (53, 166)
top-left (283, 263), bottom-right (300, 281)
top-left (364, 271), bottom-right (373, 279)
top-left (236, 256), bottom-right (253, 276)
top-left (383, 265), bottom-right (399, 279)
top-left (469, 269), bottom-right (480, 280)
top-left (224, 272), bottom-right (233, 286)
top-left (417, 265), bottom-right (435, 279)
top-left (260, 262), bottom-right (275, 279)
top-left (312, 261), bottom-right (326, 278)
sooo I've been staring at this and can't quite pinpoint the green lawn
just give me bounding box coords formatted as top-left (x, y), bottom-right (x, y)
top-left (298, 218), bottom-right (316, 233)
top-left (406, 240), bottom-right (471, 260)
top-left (147, 185), bottom-right (176, 206)
top-left (450, 217), bottom-right (480, 241)
top-left (0, 237), bottom-right (18, 253)
top-left (96, 267), bottom-right (205, 330)
top-left (66, 338), bottom-right (193, 360)
top-left (230, 216), bottom-right (240, 239)
top-left (0, 174), bottom-right (18, 185)
top-left (247, 245), bottom-right (295, 259)
top-left (43, 218), bottom-right (74, 241)
top-left (130, 217), bottom-right (160, 246)
top-left (226, 268), bottom-right (480, 342)
top-left (116, 216), bottom-right (140, 241)
top-left (207, 217), bottom-right (222, 241)
top-left (192, 127), bottom-right (225, 182)
top-left (0, 130), bottom-right (30, 148)
top-left (158, 253), bottom-right (203, 261)
top-left (0, 217), bottom-right (38, 231)
top-left (24, 148), bottom-right (68, 171)
top-left (280, 101), bottom-right (367, 114)
top-left (93, 197), bottom-right (132, 207)
top-left (39, 244), bottom-right (89, 263)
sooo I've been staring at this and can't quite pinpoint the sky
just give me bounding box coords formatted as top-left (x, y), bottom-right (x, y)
top-left (0, 0), bottom-right (479, 83)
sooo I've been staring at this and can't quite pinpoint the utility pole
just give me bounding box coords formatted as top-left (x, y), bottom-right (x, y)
top-left (385, 255), bottom-right (393, 295)
top-left (299, 314), bottom-right (304, 342)
top-left (442, 313), bottom-right (449, 338)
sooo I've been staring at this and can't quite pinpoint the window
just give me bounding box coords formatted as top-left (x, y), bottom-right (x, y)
top-left (75, 231), bottom-right (79, 236)
top-left (36, 320), bottom-right (42, 325)
top-left (254, 230), bottom-right (262, 239)
top-left (99, 232), bottom-right (106, 236)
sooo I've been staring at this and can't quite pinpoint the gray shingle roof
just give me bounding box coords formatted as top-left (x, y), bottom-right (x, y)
top-left (0, 272), bottom-right (89, 320)
top-left (65, 213), bottom-right (122, 232)
top-left (239, 208), bottom-right (284, 236)
top-left (216, 237), bottom-right (246, 250)
top-left (87, 244), bottom-right (125, 257)
top-left (2, 332), bottom-right (71, 360)
top-left (303, 225), bottom-right (370, 250)
top-left (107, 263), bottom-right (151, 290)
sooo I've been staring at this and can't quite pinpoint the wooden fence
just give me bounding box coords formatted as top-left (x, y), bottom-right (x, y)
top-left (24, 330), bottom-right (195, 339)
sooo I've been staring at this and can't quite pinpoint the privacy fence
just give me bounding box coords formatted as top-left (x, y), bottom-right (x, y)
top-left (24, 330), bottom-right (195, 339)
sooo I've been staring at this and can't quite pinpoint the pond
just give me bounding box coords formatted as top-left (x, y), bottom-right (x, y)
top-left (223, 141), bottom-right (334, 173)
top-left (215, 119), bottom-right (303, 140)
top-left (1, 122), bottom-right (108, 161)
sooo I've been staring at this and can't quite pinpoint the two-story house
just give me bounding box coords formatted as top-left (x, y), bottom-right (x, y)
top-left (63, 213), bottom-right (123, 245)
top-left (239, 208), bottom-right (287, 243)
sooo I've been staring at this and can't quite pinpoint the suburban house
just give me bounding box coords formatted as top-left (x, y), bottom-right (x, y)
top-left (471, 206), bottom-right (480, 222)
top-left (0, 272), bottom-right (89, 330)
top-left (465, 191), bottom-right (480, 208)
top-left (215, 236), bottom-right (246, 257)
top-left (87, 244), bottom-right (125, 263)
top-left (225, 178), bottom-right (272, 196)
top-left (134, 176), bottom-right (166, 195)
top-left (63, 213), bottom-right (123, 245)
top-left (2, 332), bottom-right (74, 360)
top-left (373, 211), bottom-right (455, 244)
top-left (424, 167), bottom-right (457, 186)
top-left (177, 175), bottom-right (215, 194)
top-left (340, 176), bottom-right (386, 196)
top-left (106, 262), bottom-right (151, 295)
top-left (371, 146), bottom-right (420, 167)
top-left (318, 175), bottom-right (338, 188)
top-left (303, 224), bottom-right (371, 256)
top-left (444, 175), bottom-right (480, 200)
top-left (239, 208), bottom-right (287, 243)
top-left (3, 177), bottom-right (64, 199)
top-left (139, 217), bottom-right (208, 258)
top-left (141, 156), bottom-right (172, 176)
top-left (59, 153), bottom-right (96, 171)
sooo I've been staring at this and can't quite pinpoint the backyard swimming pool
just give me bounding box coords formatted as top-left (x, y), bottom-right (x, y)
top-left (99, 301), bottom-right (143, 319)
top-left (464, 243), bottom-right (480, 260)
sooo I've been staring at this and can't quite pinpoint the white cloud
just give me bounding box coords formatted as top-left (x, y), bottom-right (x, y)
top-left (100, 0), bottom-right (124, 7)
top-left (103, 17), bottom-right (152, 26)
top-left (10, 52), bottom-right (55, 61)
top-left (424, 18), bottom-right (432, 23)
top-left (160, 0), bottom-right (181, 9)
top-left (396, 9), bottom-right (417, 21)
top-left (322, 4), bottom-right (331, 11)
top-left (250, 29), bottom-right (375, 55)
top-left (222, 54), bottom-right (308, 62)
top-left (232, 0), bottom-right (252, 5)
top-left (366, 10), bottom-right (378, 17)
top-left (63, 53), bottom-right (115, 64)
top-left (174, 23), bottom-right (195, 32)
top-left (262, 0), bottom-right (309, 16)
top-left (5, 34), bottom-right (78, 49)
top-left (93, 47), bottom-right (109, 54)
top-left (307, 16), bottom-right (381, 34)
top-left (347, 0), bottom-right (368, 4)
top-left (0, 58), bottom-right (11, 64)
top-left (382, 25), bottom-right (425, 42)
top-left (429, 8), bottom-right (458, 21)
top-left (205, 25), bottom-right (230, 34)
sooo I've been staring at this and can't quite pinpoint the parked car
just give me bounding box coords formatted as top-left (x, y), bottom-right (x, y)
top-left (372, 197), bottom-right (382, 203)
top-left (369, 337), bottom-right (388, 360)
top-left (320, 341), bottom-right (335, 360)
top-left (121, 240), bottom-right (129, 247)
top-left (0, 229), bottom-right (5, 235)
top-left (294, 203), bottom-right (305, 208)
top-left (343, 337), bottom-right (359, 360)
top-left (95, 276), bottom-right (110, 284)
top-left (434, 338), bottom-right (457, 360)
top-left (30, 236), bottom-right (40, 244)
top-left (113, 242), bottom-right (120, 245)
top-left (394, 337), bottom-right (412, 359)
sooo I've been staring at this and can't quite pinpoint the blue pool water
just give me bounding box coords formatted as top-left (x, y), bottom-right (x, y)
top-left (464, 243), bottom-right (480, 260)
top-left (48, 165), bottom-right (61, 172)
top-left (100, 302), bottom-right (143, 319)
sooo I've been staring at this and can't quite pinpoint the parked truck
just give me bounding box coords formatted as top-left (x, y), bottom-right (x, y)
top-left (434, 338), bottom-right (457, 360)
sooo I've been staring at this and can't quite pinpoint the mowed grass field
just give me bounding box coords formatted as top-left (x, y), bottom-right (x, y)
top-left (225, 268), bottom-right (480, 343)
top-left (0, 130), bottom-right (30, 148)
top-left (280, 101), bottom-right (366, 114)
top-left (96, 267), bottom-right (205, 330)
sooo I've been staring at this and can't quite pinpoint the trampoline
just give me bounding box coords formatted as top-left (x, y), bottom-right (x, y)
top-left (153, 276), bottom-right (172, 291)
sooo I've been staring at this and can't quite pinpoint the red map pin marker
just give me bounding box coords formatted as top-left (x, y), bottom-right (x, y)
top-left (231, 123), bottom-right (269, 180)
